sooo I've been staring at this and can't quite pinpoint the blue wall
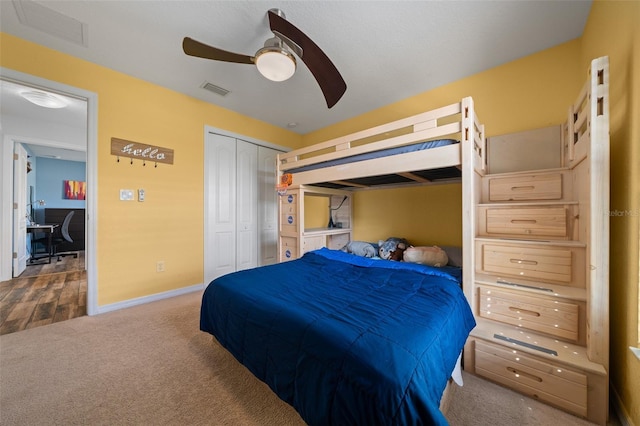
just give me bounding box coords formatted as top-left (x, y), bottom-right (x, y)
top-left (33, 157), bottom-right (86, 223)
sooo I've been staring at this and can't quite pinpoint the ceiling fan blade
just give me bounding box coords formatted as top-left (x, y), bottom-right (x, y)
top-left (268, 11), bottom-right (346, 108)
top-left (182, 37), bottom-right (254, 64)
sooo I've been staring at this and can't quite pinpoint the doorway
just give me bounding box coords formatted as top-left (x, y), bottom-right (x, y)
top-left (0, 68), bottom-right (98, 326)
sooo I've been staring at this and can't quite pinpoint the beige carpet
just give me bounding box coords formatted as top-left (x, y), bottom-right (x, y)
top-left (0, 291), bottom-right (602, 425)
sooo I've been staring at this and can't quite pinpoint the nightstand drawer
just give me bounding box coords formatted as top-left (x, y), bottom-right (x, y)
top-left (474, 340), bottom-right (587, 417)
top-left (478, 286), bottom-right (579, 341)
top-left (476, 241), bottom-right (585, 286)
top-left (482, 206), bottom-right (568, 239)
top-left (488, 173), bottom-right (562, 201)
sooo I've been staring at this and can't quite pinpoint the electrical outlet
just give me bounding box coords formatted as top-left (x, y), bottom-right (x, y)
top-left (138, 189), bottom-right (145, 202)
top-left (156, 260), bottom-right (165, 272)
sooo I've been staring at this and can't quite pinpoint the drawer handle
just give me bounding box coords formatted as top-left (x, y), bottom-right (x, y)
top-left (510, 185), bottom-right (535, 191)
top-left (510, 219), bottom-right (537, 224)
top-left (506, 367), bottom-right (543, 382)
top-left (510, 258), bottom-right (538, 265)
top-left (508, 306), bottom-right (541, 317)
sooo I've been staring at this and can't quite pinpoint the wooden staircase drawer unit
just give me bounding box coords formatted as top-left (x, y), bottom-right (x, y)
top-left (474, 340), bottom-right (587, 417)
top-left (478, 286), bottom-right (579, 341)
top-left (476, 241), bottom-right (584, 286)
top-left (488, 173), bottom-right (562, 201)
top-left (481, 206), bottom-right (568, 239)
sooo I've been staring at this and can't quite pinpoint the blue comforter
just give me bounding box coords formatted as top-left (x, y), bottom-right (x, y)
top-left (201, 248), bottom-right (475, 425)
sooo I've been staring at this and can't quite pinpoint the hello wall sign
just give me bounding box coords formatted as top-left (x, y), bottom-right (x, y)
top-left (111, 138), bottom-right (174, 165)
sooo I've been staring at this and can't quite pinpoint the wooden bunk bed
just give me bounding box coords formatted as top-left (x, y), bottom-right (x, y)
top-left (276, 96), bottom-right (485, 262)
top-left (201, 56), bottom-right (609, 424)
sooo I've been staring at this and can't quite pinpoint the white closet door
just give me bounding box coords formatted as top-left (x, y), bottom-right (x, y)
top-left (204, 133), bottom-right (236, 284)
top-left (235, 140), bottom-right (258, 271)
top-left (258, 146), bottom-right (278, 266)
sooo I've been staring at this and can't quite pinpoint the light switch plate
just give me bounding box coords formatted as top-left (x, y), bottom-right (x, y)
top-left (119, 189), bottom-right (134, 201)
top-left (138, 189), bottom-right (145, 202)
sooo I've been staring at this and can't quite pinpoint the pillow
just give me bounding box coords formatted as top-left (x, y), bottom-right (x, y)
top-left (440, 245), bottom-right (463, 267)
top-left (403, 246), bottom-right (448, 267)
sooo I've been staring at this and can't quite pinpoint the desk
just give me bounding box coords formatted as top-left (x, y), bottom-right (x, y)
top-left (26, 224), bottom-right (58, 264)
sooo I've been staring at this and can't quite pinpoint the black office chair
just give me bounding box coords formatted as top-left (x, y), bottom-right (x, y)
top-left (35, 211), bottom-right (78, 261)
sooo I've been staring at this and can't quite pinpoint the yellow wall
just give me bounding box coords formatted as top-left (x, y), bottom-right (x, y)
top-left (0, 33), bottom-right (302, 306)
top-left (2, 1), bottom-right (638, 420)
top-left (580, 1), bottom-right (640, 423)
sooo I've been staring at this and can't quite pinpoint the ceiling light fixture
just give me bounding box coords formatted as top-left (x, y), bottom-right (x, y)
top-left (254, 38), bottom-right (296, 82)
top-left (19, 90), bottom-right (68, 109)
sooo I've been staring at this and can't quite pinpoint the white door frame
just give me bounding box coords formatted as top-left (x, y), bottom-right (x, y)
top-left (12, 143), bottom-right (28, 276)
top-left (0, 68), bottom-right (99, 316)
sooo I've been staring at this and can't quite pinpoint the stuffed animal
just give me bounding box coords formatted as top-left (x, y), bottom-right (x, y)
top-left (341, 241), bottom-right (377, 258)
top-left (403, 245), bottom-right (449, 267)
top-left (378, 237), bottom-right (409, 261)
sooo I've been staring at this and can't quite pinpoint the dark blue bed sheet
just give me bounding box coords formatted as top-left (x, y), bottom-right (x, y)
top-left (201, 248), bottom-right (475, 425)
top-left (288, 139), bottom-right (458, 173)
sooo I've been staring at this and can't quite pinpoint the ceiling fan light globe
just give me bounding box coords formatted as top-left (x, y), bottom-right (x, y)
top-left (255, 47), bottom-right (296, 82)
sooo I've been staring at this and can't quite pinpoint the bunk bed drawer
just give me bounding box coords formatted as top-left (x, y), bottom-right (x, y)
top-left (281, 193), bottom-right (297, 214)
top-left (481, 206), bottom-right (568, 239)
top-left (488, 173), bottom-right (562, 201)
top-left (303, 235), bottom-right (325, 253)
top-left (281, 213), bottom-right (298, 234)
top-left (280, 237), bottom-right (298, 261)
top-left (474, 340), bottom-right (587, 417)
top-left (476, 241), bottom-right (584, 286)
top-left (477, 286), bottom-right (579, 341)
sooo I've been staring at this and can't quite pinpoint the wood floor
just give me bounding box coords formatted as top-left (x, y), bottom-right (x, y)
top-left (0, 251), bottom-right (86, 335)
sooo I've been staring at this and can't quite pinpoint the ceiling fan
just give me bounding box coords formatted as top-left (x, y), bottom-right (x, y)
top-left (182, 8), bottom-right (347, 109)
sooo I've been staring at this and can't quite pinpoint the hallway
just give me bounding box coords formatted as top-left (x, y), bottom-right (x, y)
top-left (0, 252), bottom-right (86, 335)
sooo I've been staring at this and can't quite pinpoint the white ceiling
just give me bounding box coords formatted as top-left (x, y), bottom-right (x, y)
top-left (1, 0), bottom-right (592, 136)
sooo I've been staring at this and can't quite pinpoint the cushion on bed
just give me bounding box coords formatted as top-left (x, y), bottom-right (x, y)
top-left (403, 245), bottom-right (448, 267)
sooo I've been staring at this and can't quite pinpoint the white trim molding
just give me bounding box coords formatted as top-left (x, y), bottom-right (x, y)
top-left (0, 67), bottom-right (99, 315)
top-left (96, 283), bottom-right (204, 315)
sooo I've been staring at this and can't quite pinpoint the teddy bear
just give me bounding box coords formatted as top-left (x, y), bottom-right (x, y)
top-left (403, 245), bottom-right (449, 267)
top-left (378, 237), bottom-right (409, 261)
top-left (340, 241), bottom-right (377, 258)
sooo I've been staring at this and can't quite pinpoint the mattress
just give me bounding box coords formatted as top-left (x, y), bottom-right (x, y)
top-left (287, 138), bottom-right (458, 174)
top-left (200, 248), bottom-right (475, 425)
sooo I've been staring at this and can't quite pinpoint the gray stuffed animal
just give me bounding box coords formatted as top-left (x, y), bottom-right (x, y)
top-left (378, 237), bottom-right (409, 260)
top-left (341, 241), bottom-right (377, 258)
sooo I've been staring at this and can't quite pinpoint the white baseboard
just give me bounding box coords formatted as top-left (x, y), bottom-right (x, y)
top-left (94, 283), bottom-right (204, 315)
top-left (610, 382), bottom-right (634, 426)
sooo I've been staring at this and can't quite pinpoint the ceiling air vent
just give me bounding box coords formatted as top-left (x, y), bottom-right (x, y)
top-left (13, 0), bottom-right (88, 47)
top-left (201, 82), bottom-right (230, 97)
